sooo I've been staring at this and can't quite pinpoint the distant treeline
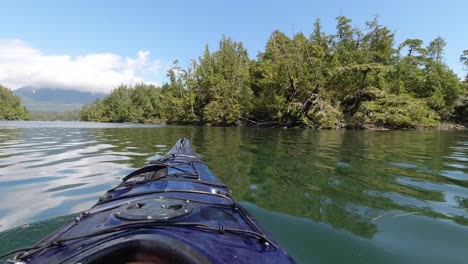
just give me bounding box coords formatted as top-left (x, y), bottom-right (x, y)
top-left (0, 85), bottom-right (30, 120)
top-left (78, 16), bottom-right (466, 128)
top-left (0, 85), bottom-right (82, 121)
top-left (30, 110), bottom-right (81, 121)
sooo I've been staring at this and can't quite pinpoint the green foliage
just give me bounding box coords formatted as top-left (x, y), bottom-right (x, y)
top-left (452, 91), bottom-right (468, 124)
top-left (80, 99), bottom-right (107, 122)
top-left (80, 84), bottom-right (164, 123)
top-left (427, 36), bottom-right (446, 62)
top-left (0, 85), bottom-right (30, 120)
top-left (79, 16), bottom-right (465, 129)
top-left (398, 39), bottom-right (425, 57)
top-left (392, 38), bottom-right (461, 120)
top-left (195, 37), bottom-right (253, 125)
top-left (304, 98), bottom-right (342, 128)
top-left (351, 92), bottom-right (438, 128)
top-left (461, 50), bottom-right (468, 82)
top-left (31, 110), bottom-right (80, 121)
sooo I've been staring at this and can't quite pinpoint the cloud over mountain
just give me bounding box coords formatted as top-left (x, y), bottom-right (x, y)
top-left (0, 39), bottom-right (161, 93)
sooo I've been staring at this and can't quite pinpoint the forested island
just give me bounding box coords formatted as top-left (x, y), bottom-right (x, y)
top-left (80, 17), bottom-right (468, 129)
top-left (2, 16), bottom-right (466, 128)
top-left (0, 85), bottom-right (30, 120)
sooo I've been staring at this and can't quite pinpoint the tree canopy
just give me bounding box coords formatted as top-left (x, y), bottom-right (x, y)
top-left (80, 16), bottom-right (467, 129)
top-left (0, 85), bottom-right (30, 120)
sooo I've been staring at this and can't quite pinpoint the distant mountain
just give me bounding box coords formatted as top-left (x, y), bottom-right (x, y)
top-left (13, 87), bottom-right (107, 112)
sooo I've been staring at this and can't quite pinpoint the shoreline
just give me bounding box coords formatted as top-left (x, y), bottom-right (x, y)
top-left (1, 120), bottom-right (466, 130)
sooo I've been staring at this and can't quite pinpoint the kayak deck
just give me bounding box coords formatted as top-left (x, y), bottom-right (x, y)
top-left (6, 138), bottom-right (295, 264)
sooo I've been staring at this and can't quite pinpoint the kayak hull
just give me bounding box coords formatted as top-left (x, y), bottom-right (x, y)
top-left (7, 138), bottom-right (295, 264)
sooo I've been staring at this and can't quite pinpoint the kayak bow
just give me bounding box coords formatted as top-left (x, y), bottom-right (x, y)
top-left (6, 138), bottom-right (295, 264)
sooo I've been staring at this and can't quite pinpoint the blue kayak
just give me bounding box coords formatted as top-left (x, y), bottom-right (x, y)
top-left (5, 138), bottom-right (296, 264)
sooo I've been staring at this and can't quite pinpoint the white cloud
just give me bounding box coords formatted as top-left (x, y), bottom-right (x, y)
top-left (0, 39), bottom-right (162, 93)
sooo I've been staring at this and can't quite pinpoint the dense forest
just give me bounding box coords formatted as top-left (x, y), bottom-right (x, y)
top-left (30, 111), bottom-right (80, 121)
top-left (80, 16), bottom-right (468, 128)
top-left (0, 85), bottom-right (30, 120)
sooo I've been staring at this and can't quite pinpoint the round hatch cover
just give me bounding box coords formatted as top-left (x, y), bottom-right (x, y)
top-left (114, 198), bottom-right (192, 221)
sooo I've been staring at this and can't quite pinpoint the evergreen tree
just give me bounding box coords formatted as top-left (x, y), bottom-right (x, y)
top-left (461, 50), bottom-right (468, 81)
top-left (0, 85), bottom-right (30, 120)
top-left (427, 36), bottom-right (446, 62)
top-left (195, 36), bottom-right (252, 125)
top-left (78, 16), bottom-right (465, 129)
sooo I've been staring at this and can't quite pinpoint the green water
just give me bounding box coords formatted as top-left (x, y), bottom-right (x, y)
top-left (0, 121), bottom-right (467, 263)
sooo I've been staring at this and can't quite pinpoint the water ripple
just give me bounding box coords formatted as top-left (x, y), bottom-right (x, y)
top-left (0, 122), bottom-right (467, 264)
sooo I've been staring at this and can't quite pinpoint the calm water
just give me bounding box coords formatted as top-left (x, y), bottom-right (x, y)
top-left (0, 121), bottom-right (467, 263)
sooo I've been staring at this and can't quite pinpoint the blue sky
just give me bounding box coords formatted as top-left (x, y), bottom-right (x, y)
top-left (0, 0), bottom-right (466, 92)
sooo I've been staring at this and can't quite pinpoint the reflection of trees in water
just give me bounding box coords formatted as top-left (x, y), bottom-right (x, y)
top-left (0, 129), bottom-right (19, 163)
top-left (0, 214), bottom-right (76, 261)
top-left (455, 196), bottom-right (468, 208)
top-left (90, 127), bottom-right (468, 238)
top-left (0, 129), bottom-right (19, 143)
top-left (199, 129), bottom-right (468, 239)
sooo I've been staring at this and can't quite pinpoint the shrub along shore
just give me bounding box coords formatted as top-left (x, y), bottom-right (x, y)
top-left (78, 17), bottom-right (464, 129)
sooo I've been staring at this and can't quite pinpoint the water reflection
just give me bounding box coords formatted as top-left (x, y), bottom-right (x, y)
top-left (0, 122), bottom-right (467, 263)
